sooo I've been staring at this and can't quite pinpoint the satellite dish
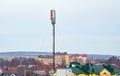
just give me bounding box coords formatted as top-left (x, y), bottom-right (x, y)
top-left (10, 74), bottom-right (16, 76)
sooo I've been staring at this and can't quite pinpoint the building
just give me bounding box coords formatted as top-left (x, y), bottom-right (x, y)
top-left (37, 52), bottom-right (69, 66)
top-left (64, 62), bottom-right (120, 76)
top-left (2, 73), bottom-right (23, 76)
top-left (69, 54), bottom-right (87, 65)
top-left (38, 55), bottom-right (53, 65)
top-left (55, 52), bottom-right (69, 66)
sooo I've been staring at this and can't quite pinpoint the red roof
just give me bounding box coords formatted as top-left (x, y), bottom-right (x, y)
top-left (7, 67), bottom-right (18, 71)
top-left (3, 70), bottom-right (18, 73)
top-left (36, 65), bottom-right (50, 72)
top-left (70, 54), bottom-right (87, 58)
top-left (2, 66), bottom-right (18, 73)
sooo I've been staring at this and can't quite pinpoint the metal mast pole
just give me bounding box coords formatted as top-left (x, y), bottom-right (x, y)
top-left (53, 23), bottom-right (55, 71)
top-left (50, 9), bottom-right (56, 71)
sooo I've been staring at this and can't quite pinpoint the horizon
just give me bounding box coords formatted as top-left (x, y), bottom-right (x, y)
top-left (0, 0), bottom-right (120, 56)
top-left (0, 51), bottom-right (120, 56)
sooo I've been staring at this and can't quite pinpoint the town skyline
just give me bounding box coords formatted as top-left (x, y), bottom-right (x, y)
top-left (0, 0), bottom-right (120, 55)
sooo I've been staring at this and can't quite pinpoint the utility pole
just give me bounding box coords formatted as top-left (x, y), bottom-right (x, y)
top-left (24, 70), bottom-right (26, 76)
top-left (50, 9), bottom-right (56, 71)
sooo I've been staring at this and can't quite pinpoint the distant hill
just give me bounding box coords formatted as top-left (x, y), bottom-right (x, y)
top-left (0, 52), bottom-right (52, 60)
top-left (0, 52), bottom-right (120, 60)
top-left (88, 54), bottom-right (120, 59)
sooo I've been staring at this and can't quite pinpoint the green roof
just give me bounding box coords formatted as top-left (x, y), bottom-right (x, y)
top-left (65, 62), bottom-right (120, 75)
top-left (88, 65), bottom-right (104, 74)
top-left (66, 62), bottom-right (89, 75)
top-left (70, 67), bottom-right (85, 74)
top-left (114, 69), bottom-right (120, 75)
top-left (118, 71), bottom-right (120, 75)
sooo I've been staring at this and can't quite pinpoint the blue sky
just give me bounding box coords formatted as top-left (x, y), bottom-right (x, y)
top-left (0, 0), bottom-right (120, 55)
